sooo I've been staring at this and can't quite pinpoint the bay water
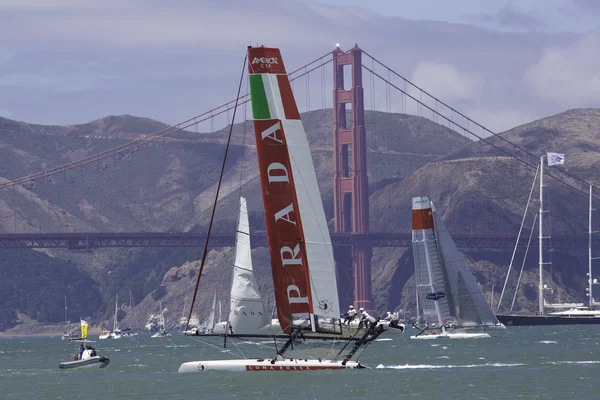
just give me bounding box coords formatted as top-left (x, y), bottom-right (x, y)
top-left (1, 325), bottom-right (599, 399)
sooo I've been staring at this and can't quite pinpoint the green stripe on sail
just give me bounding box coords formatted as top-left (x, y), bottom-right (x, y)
top-left (249, 74), bottom-right (271, 120)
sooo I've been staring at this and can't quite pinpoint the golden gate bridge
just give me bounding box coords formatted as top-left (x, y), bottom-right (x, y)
top-left (0, 45), bottom-right (594, 311)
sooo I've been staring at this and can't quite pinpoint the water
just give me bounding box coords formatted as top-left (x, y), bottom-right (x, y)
top-left (1, 326), bottom-right (599, 399)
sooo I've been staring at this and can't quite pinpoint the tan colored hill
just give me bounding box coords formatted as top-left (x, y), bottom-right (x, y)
top-left (0, 109), bottom-right (469, 330)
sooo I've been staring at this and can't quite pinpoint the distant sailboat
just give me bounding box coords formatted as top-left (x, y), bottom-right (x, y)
top-left (151, 300), bottom-right (170, 338)
top-left (411, 195), bottom-right (503, 339)
top-left (497, 155), bottom-right (600, 325)
top-left (212, 197), bottom-right (271, 335)
top-left (99, 295), bottom-right (121, 339)
top-left (61, 295), bottom-right (77, 340)
top-left (121, 290), bottom-right (139, 337)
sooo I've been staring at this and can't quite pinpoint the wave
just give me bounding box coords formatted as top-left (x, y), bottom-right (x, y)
top-left (536, 340), bottom-right (558, 344)
top-left (376, 362), bottom-right (526, 370)
top-left (545, 360), bottom-right (600, 365)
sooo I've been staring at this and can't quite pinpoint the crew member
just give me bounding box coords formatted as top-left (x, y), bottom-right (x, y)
top-left (344, 305), bottom-right (357, 325)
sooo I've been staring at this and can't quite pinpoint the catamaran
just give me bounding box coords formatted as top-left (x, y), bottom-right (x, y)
top-left (59, 319), bottom-right (110, 369)
top-left (411, 195), bottom-right (504, 339)
top-left (179, 46), bottom-right (384, 373)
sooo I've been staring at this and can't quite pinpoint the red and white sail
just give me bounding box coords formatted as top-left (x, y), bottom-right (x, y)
top-left (248, 46), bottom-right (340, 334)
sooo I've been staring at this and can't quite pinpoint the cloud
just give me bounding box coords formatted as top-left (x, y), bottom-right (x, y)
top-left (0, 73), bottom-right (112, 92)
top-left (463, 3), bottom-right (545, 31)
top-left (409, 61), bottom-right (483, 103)
top-left (570, 0), bottom-right (600, 15)
top-left (525, 31), bottom-right (600, 105)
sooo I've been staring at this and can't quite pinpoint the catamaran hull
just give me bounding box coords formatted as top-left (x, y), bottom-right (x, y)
top-left (410, 332), bottom-right (490, 339)
top-left (178, 358), bottom-right (363, 373)
top-left (59, 356), bottom-right (110, 370)
top-left (497, 314), bottom-right (600, 326)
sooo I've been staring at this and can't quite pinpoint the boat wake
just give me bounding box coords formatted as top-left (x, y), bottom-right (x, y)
top-left (536, 340), bottom-right (558, 344)
top-left (544, 360), bottom-right (600, 365)
top-left (376, 362), bottom-right (526, 370)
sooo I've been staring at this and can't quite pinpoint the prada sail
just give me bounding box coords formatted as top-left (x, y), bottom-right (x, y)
top-left (248, 46), bottom-right (340, 334)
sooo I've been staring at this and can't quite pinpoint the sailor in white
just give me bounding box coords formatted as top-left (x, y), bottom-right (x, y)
top-left (359, 308), bottom-right (377, 330)
top-left (383, 311), bottom-right (392, 321)
top-left (344, 305), bottom-right (357, 324)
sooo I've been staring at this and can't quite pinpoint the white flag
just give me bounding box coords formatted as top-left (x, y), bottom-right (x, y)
top-left (546, 152), bottom-right (565, 166)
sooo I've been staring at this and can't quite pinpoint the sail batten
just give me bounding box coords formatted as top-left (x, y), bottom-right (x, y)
top-left (249, 46), bottom-right (340, 334)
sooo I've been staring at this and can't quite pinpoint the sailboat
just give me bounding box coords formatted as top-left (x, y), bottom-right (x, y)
top-left (497, 154), bottom-right (600, 325)
top-left (59, 319), bottom-right (110, 369)
top-left (212, 197), bottom-right (275, 335)
top-left (99, 295), bottom-right (121, 339)
top-left (151, 300), bottom-right (171, 338)
top-left (121, 290), bottom-right (139, 337)
top-left (179, 46), bottom-right (384, 373)
top-left (61, 295), bottom-right (78, 340)
top-left (411, 195), bottom-right (503, 339)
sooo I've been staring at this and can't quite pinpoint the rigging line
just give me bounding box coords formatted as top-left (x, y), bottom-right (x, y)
top-left (360, 63), bottom-right (597, 201)
top-left (362, 50), bottom-right (592, 189)
top-left (510, 211), bottom-right (538, 313)
top-left (185, 53), bottom-right (248, 332)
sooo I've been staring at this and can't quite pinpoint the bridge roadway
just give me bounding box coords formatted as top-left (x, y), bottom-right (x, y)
top-left (0, 232), bottom-right (593, 251)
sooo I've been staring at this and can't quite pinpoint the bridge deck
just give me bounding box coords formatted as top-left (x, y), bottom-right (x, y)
top-left (0, 232), bottom-right (592, 250)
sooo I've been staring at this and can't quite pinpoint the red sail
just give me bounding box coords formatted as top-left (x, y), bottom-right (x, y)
top-left (253, 119), bottom-right (313, 334)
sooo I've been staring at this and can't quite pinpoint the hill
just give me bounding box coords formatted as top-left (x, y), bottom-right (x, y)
top-left (0, 109), bottom-right (468, 331)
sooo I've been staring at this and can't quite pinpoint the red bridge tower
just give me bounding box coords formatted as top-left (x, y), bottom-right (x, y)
top-left (332, 45), bottom-right (374, 312)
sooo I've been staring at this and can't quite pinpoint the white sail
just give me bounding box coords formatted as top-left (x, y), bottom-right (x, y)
top-left (227, 197), bottom-right (271, 333)
top-left (412, 195), bottom-right (500, 329)
top-left (206, 291), bottom-right (217, 331)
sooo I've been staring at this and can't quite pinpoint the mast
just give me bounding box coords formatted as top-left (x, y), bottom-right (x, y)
top-left (114, 294), bottom-right (119, 332)
top-left (589, 185), bottom-right (596, 308)
top-left (64, 295), bottom-right (68, 334)
top-left (538, 155), bottom-right (544, 315)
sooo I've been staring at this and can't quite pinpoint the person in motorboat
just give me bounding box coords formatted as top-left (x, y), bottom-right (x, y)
top-left (343, 305), bottom-right (357, 325)
top-left (383, 311), bottom-right (392, 321)
top-left (78, 344), bottom-right (85, 360)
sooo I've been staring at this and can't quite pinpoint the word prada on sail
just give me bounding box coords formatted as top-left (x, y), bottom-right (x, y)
top-left (260, 121), bottom-right (309, 310)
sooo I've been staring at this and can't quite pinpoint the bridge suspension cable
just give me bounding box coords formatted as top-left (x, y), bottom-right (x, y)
top-left (361, 51), bottom-right (597, 201)
top-left (0, 49), bottom-right (347, 192)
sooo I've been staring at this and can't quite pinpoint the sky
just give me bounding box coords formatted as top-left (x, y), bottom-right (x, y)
top-left (0, 0), bottom-right (598, 133)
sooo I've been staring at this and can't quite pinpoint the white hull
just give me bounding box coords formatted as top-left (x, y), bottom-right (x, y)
top-left (178, 358), bottom-right (362, 373)
top-left (59, 356), bottom-right (110, 369)
top-left (411, 331), bottom-right (490, 340)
